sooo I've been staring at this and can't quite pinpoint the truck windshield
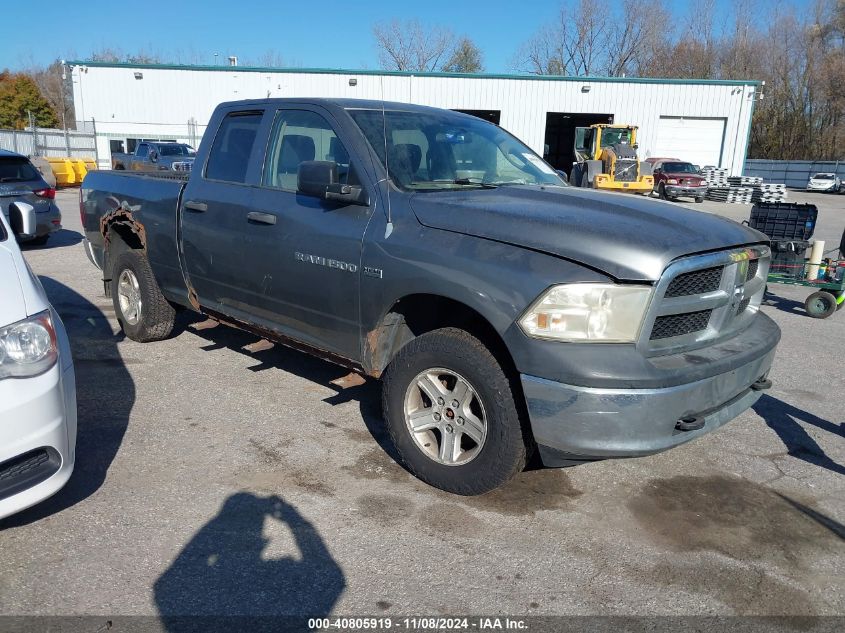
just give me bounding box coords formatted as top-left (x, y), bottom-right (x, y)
top-left (349, 109), bottom-right (565, 191)
top-left (158, 144), bottom-right (195, 156)
top-left (662, 162), bottom-right (699, 173)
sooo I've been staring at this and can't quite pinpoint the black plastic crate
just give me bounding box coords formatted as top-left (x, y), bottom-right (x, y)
top-left (748, 202), bottom-right (818, 241)
top-left (770, 249), bottom-right (806, 280)
top-left (771, 239), bottom-right (809, 254)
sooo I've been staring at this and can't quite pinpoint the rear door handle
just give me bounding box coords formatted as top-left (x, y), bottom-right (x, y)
top-left (247, 211), bottom-right (277, 225)
top-left (184, 201), bottom-right (207, 212)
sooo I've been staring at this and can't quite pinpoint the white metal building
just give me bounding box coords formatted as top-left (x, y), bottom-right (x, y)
top-left (68, 61), bottom-right (760, 175)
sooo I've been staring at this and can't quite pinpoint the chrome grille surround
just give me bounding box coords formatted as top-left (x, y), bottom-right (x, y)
top-left (638, 245), bottom-right (771, 356)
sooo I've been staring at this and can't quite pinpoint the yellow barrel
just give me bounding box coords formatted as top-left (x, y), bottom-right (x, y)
top-left (45, 158), bottom-right (76, 186)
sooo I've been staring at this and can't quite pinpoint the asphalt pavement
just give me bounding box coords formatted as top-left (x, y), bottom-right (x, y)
top-left (0, 187), bottom-right (842, 622)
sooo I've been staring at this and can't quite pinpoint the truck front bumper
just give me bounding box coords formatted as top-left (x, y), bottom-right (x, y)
top-left (664, 184), bottom-right (707, 198)
top-left (520, 323), bottom-right (778, 465)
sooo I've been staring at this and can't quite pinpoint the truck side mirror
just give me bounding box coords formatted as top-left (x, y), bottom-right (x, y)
top-left (297, 161), bottom-right (368, 206)
top-left (8, 201), bottom-right (37, 239)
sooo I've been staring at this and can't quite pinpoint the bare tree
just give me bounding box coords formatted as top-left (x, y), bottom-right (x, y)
top-left (513, 0), bottom-right (625, 76)
top-left (606, 0), bottom-right (670, 76)
top-left (373, 19), bottom-right (457, 72)
top-left (28, 60), bottom-right (75, 129)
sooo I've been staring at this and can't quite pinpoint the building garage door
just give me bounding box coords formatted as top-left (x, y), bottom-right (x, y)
top-left (653, 116), bottom-right (726, 167)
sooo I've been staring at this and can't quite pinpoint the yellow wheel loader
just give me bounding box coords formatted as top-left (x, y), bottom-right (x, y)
top-left (569, 124), bottom-right (653, 193)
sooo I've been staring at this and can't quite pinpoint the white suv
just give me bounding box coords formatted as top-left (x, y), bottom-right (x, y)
top-left (0, 202), bottom-right (76, 520)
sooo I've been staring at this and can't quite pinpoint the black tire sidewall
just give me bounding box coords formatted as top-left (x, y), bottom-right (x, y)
top-left (111, 250), bottom-right (174, 340)
top-left (805, 291), bottom-right (837, 318)
top-left (383, 328), bottom-right (526, 495)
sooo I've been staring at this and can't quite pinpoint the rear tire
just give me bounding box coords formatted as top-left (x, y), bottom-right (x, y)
top-left (581, 173), bottom-right (590, 189)
top-left (804, 291), bottom-right (837, 319)
top-left (111, 250), bottom-right (176, 341)
top-left (382, 327), bottom-right (528, 495)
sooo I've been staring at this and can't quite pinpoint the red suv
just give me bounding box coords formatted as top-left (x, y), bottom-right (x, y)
top-left (651, 160), bottom-right (707, 203)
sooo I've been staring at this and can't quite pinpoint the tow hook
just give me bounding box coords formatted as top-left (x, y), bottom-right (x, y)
top-left (676, 416), bottom-right (705, 432)
top-left (751, 376), bottom-right (773, 391)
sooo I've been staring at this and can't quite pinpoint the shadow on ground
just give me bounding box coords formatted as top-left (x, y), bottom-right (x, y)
top-left (19, 228), bottom-right (83, 250)
top-left (182, 317), bottom-right (399, 461)
top-left (762, 291), bottom-right (809, 316)
top-left (154, 492), bottom-right (344, 632)
top-left (753, 394), bottom-right (844, 477)
top-left (0, 276), bottom-right (134, 528)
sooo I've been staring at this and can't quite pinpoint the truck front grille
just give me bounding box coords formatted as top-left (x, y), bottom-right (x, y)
top-left (650, 310), bottom-right (712, 340)
top-left (665, 266), bottom-right (724, 297)
top-left (639, 246), bottom-right (771, 356)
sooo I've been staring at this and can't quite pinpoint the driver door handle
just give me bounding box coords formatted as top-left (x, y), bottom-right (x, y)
top-left (184, 201), bottom-right (207, 213)
top-left (247, 211), bottom-right (277, 225)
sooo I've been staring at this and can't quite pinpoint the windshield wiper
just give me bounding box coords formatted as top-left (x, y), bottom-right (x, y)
top-left (451, 178), bottom-right (498, 188)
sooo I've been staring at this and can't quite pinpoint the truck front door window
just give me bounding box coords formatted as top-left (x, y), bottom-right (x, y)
top-left (263, 110), bottom-right (357, 191)
top-left (349, 109), bottom-right (565, 190)
top-left (205, 112), bottom-right (263, 183)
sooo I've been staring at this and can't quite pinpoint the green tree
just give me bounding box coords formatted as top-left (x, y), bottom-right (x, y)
top-left (0, 71), bottom-right (59, 129)
top-left (443, 38), bottom-right (484, 73)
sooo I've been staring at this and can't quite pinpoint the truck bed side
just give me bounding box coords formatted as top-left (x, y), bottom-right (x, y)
top-left (81, 171), bottom-right (189, 305)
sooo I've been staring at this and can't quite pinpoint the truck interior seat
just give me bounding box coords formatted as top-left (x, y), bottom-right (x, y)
top-left (427, 141), bottom-right (456, 181)
top-left (277, 135), bottom-right (316, 189)
top-left (388, 144), bottom-right (422, 186)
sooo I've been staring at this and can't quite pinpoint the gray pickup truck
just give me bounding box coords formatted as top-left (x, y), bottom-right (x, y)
top-left (111, 141), bottom-right (195, 172)
top-left (81, 98), bottom-right (780, 495)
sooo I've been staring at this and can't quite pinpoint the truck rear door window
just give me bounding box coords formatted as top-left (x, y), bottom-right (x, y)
top-left (205, 112), bottom-right (263, 184)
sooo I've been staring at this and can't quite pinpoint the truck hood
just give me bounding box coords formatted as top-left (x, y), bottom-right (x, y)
top-left (408, 185), bottom-right (767, 281)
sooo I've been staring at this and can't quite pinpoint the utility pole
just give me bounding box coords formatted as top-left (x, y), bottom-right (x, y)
top-left (60, 60), bottom-right (70, 155)
top-left (27, 109), bottom-right (39, 156)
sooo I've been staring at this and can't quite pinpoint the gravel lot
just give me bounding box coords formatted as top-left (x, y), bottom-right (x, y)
top-left (0, 187), bottom-right (842, 622)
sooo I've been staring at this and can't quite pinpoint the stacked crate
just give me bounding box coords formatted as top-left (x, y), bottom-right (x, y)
top-left (705, 186), bottom-right (753, 204)
top-left (727, 176), bottom-right (788, 203)
top-left (702, 167), bottom-right (729, 186)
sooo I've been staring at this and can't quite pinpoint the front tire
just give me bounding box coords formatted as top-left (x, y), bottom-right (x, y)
top-left (382, 328), bottom-right (528, 495)
top-left (111, 250), bottom-right (176, 341)
top-left (695, 196), bottom-right (704, 203)
top-left (658, 183), bottom-right (668, 200)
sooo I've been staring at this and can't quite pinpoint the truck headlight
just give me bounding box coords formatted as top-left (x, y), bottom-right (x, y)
top-left (0, 310), bottom-right (58, 379)
top-left (519, 284), bottom-right (653, 342)
top-left (666, 178), bottom-right (678, 184)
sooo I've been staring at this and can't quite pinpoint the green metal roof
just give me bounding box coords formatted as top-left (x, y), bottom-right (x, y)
top-left (65, 60), bottom-right (761, 87)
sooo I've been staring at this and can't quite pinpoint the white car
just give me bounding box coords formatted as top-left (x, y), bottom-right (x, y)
top-left (0, 202), bottom-right (76, 520)
top-left (806, 172), bottom-right (841, 192)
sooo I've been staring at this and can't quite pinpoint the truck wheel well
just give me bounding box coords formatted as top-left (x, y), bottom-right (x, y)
top-left (366, 294), bottom-right (517, 381)
top-left (368, 294), bottom-right (536, 458)
top-left (102, 222), bottom-right (145, 294)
